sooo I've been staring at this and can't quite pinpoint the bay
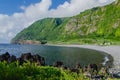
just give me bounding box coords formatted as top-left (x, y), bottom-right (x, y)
top-left (0, 44), bottom-right (109, 67)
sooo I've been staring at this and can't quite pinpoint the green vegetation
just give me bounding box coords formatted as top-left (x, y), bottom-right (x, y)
top-left (0, 61), bottom-right (119, 80)
top-left (11, 1), bottom-right (120, 45)
top-left (11, 18), bottom-right (70, 44)
top-left (0, 61), bottom-right (89, 80)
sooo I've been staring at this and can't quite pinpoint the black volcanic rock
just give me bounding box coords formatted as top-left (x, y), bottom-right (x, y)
top-left (0, 52), bottom-right (45, 66)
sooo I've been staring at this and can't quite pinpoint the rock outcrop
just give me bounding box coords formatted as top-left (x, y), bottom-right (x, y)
top-left (0, 52), bottom-right (45, 66)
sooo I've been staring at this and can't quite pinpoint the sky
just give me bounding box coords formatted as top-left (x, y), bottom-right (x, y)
top-left (0, 0), bottom-right (115, 43)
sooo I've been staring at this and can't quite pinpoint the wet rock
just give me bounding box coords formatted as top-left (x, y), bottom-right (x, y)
top-left (21, 53), bottom-right (32, 61)
top-left (0, 52), bottom-right (45, 66)
top-left (89, 64), bottom-right (98, 72)
top-left (75, 63), bottom-right (81, 69)
top-left (8, 55), bottom-right (17, 63)
top-left (32, 54), bottom-right (45, 66)
top-left (53, 61), bottom-right (63, 67)
top-left (0, 52), bottom-right (10, 61)
top-left (70, 68), bottom-right (80, 74)
top-left (91, 75), bottom-right (104, 80)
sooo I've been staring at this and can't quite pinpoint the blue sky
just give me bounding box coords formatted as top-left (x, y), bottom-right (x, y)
top-left (0, 0), bottom-right (40, 15)
top-left (0, 0), bottom-right (69, 15)
top-left (0, 0), bottom-right (114, 43)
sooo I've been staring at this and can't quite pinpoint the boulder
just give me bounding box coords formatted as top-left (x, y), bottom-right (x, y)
top-left (0, 52), bottom-right (45, 66)
top-left (21, 53), bottom-right (32, 61)
top-left (0, 52), bottom-right (10, 61)
top-left (8, 55), bottom-right (17, 63)
top-left (53, 61), bottom-right (63, 67)
top-left (32, 54), bottom-right (45, 66)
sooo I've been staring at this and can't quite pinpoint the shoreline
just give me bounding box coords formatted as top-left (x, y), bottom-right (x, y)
top-left (47, 44), bottom-right (120, 69)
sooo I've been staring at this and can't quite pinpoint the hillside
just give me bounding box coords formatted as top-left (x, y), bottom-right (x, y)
top-left (11, 0), bottom-right (120, 45)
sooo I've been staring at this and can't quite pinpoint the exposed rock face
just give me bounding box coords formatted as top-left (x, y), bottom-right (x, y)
top-left (12, 40), bottom-right (40, 45)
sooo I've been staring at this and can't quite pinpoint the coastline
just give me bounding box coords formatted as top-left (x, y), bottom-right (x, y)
top-left (47, 44), bottom-right (120, 68)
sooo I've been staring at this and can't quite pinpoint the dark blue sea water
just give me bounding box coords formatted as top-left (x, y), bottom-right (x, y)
top-left (0, 44), bottom-right (106, 67)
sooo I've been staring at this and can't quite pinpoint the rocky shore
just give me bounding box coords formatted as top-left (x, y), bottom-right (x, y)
top-left (0, 52), bottom-right (120, 79)
top-left (0, 52), bottom-right (110, 79)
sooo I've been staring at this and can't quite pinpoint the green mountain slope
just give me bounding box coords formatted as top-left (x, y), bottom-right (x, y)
top-left (11, 1), bottom-right (120, 44)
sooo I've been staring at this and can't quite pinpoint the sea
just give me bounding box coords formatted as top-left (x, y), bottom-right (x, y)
top-left (0, 44), bottom-right (109, 67)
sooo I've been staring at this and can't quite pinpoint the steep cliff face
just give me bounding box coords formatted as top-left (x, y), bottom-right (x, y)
top-left (11, 1), bottom-right (120, 44)
top-left (12, 40), bottom-right (41, 44)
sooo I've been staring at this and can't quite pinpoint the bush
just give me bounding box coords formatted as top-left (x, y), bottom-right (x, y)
top-left (0, 61), bottom-right (89, 80)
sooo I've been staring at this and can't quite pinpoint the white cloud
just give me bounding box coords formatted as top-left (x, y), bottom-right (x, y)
top-left (99, 0), bottom-right (107, 3)
top-left (0, 0), bottom-right (115, 43)
top-left (20, 6), bottom-right (26, 10)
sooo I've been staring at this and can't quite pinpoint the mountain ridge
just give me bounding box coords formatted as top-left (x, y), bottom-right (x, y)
top-left (11, 1), bottom-right (120, 45)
